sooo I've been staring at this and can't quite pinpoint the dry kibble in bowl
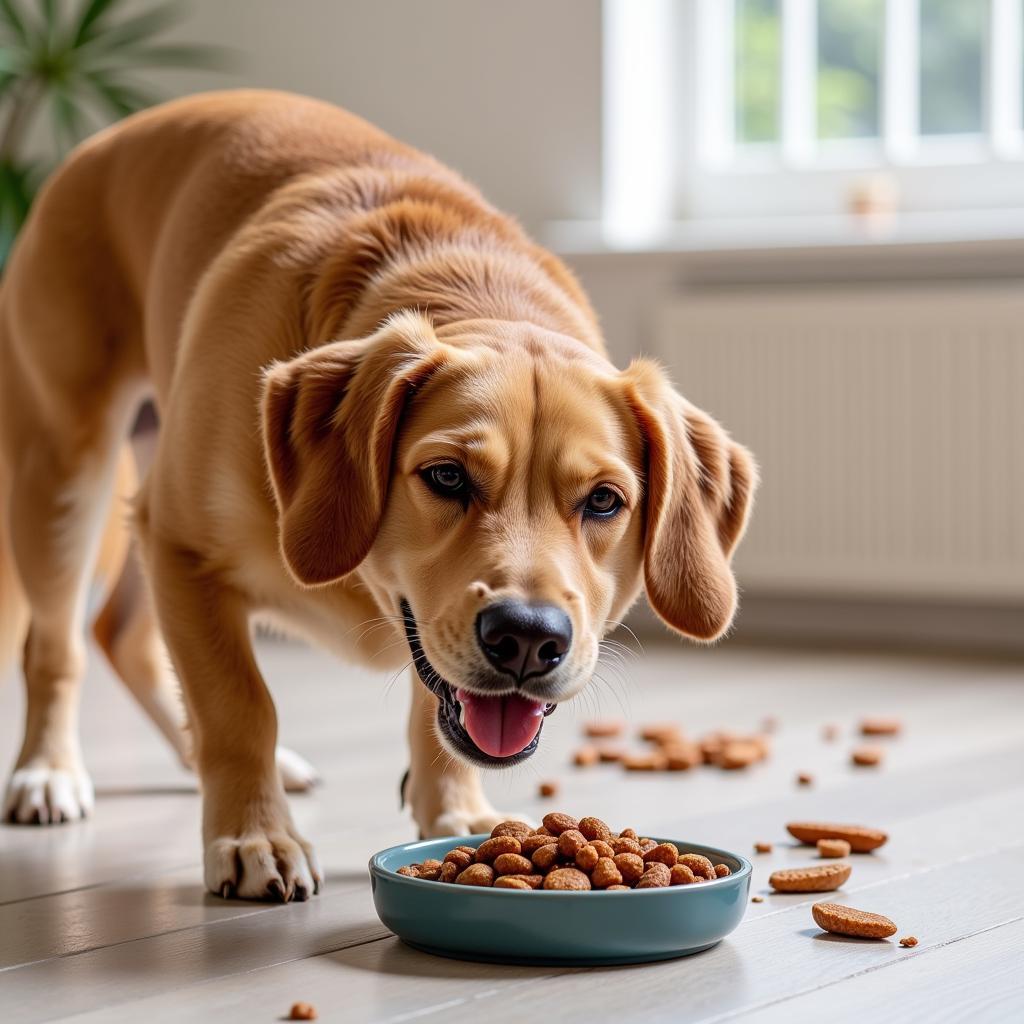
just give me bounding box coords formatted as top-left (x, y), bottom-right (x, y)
top-left (395, 817), bottom-right (741, 893)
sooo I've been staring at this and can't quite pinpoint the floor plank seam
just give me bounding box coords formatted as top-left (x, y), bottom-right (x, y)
top-left (696, 914), bottom-right (1024, 1024)
top-left (0, 861), bottom-right (199, 909)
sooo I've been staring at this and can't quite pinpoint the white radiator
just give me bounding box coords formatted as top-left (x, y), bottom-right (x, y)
top-left (654, 285), bottom-right (1024, 601)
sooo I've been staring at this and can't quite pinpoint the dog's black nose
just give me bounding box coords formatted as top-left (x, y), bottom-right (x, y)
top-left (476, 600), bottom-right (572, 682)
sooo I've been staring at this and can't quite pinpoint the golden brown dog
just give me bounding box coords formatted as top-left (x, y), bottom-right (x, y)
top-left (0, 90), bottom-right (756, 901)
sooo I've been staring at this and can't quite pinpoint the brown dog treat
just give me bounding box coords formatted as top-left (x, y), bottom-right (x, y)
top-left (664, 743), bottom-right (702, 771)
top-left (817, 838), bottom-right (852, 858)
top-left (493, 875), bottom-right (532, 890)
top-left (606, 884), bottom-right (631, 891)
top-left (542, 812), bottom-right (579, 835)
top-left (521, 833), bottom-right (559, 856)
top-left (598, 746), bottom-right (626, 763)
top-left (455, 845), bottom-right (477, 855)
top-left (543, 867), bottom-right (592, 890)
top-left (636, 862), bottom-right (671, 888)
top-left (613, 852), bottom-right (645, 884)
top-left (622, 751), bottom-right (669, 771)
top-left (591, 857), bottom-right (624, 888)
top-left (770, 863), bottom-right (852, 893)
top-left (573, 747), bottom-right (600, 767)
top-left (812, 901), bottom-right (897, 939)
top-left (691, 876), bottom-right (706, 884)
top-left (439, 861), bottom-right (459, 883)
top-left (670, 863), bottom-right (696, 885)
top-left (639, 838), bottom-right (658, 854)
top-left (490, 820), bottom-right (532, 841)
top-left (590, 839), bottom-right (615, 859)
top-left (558, 829), bottom-right (587, 858)
top-left (860, 717), bottom-right (902, 736)
top-left (289, 1002), bottom-right (317, 1021)
top-left (822, 723), bottom-right (840, 742)
top-left (531, 844), bottom-right (561, 872)
top-left (797, 771), bottom-right (814, 786)
top-left (751, 895), bottom-right (764, 903)
top-left (493, 852), bottom-right (534, 876)
top-left (578, 816), bottom-right (612, 842)
top-left (719, 740), bottom-right (762, 770)
top-left (610, 836), bottom-right (642, 856)
top-left (678, 853), bottom-right (716, 881)
top-left (475, 836), bottom-right (521, 863)
top-left (714, 863), bottom-right (731, 878)
top-left (642, 842), bottom-right (679, 867)
top-left (754, 842), bottom-right (773, 854)
top-left (787, 822), bottom-right (888, 852)
top-left (538, 780), bottom-right (559, 798)
top-left (532, 825), bottom-right (554, 837)
top-left (575, 844), bottom-right (600, 872)
top-left (455, 863), bottom-right (495, 887)
top-left (852, 746), bottom-right (883, 767)
top-left (620, 828), bottom-right (639, 841)
top-left (899, 935), bottom-right (918, 948)
top-left (397, 865), bottom-right (420, 877)
top-left (585, 719), bottom-right (625, 738)
top-left (640, 723), bottom-right (684, 745)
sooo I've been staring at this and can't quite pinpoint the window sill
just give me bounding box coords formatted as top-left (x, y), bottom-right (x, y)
top-left (545, 208), bottom-right (1024, 260)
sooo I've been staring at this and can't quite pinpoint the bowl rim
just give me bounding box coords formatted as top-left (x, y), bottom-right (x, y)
top-left (369, 833), bottom-right (752, 897)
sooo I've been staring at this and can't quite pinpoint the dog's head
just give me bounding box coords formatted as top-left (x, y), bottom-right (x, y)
top-left (262, 313), bottom-right (756, 766)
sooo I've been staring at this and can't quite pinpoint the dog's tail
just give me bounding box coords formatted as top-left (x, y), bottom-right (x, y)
top-left (0, 455), bottom-right (29, 682)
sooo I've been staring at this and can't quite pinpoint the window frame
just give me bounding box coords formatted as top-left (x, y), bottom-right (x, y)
top-left (602, 0), bottom-right (1024, 245)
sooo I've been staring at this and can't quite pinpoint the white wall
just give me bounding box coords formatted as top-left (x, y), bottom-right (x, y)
top-left (162, 0), bottom-right (603, 237)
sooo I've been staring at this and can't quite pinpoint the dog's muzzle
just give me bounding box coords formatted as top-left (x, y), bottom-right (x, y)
top-left (400, 599), bottom-right (556, 767)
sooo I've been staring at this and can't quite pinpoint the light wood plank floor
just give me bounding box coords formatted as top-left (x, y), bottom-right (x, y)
top-left (1, 636), bottom-right (1022, 1023)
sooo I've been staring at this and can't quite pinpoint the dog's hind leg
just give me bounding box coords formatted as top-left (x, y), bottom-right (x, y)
top-left (92, 554), bottom-right (319, 791)
top-left (92, 542), bottom-right (193, 771)
top-left (2, 388), bottom-right (140, 824)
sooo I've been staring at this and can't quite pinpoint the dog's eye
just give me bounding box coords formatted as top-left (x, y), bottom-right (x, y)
top-left (584, 486), bottom-right (623, 517)
top-left (422, 462), bottom-right (470, 498)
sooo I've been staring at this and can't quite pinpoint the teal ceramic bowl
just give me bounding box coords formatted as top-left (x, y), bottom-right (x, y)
top-left (369, 835), bottom-right (751, 965)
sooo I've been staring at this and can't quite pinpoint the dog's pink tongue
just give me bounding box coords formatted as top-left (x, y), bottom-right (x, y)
top-left (456, 690), bottom-right (546, 758)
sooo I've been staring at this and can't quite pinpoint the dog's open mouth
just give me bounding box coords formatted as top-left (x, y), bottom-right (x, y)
top-left (400, 599), bottom-right (556, 766)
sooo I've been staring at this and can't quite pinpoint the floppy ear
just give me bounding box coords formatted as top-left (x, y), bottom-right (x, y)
top-left (622, 360), bottom-right (758, 641)
top-left (261, 312), bottom-right (448, 586)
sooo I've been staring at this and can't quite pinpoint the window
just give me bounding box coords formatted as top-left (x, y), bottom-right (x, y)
top-left (601, 0), bottom-right (1024, 245)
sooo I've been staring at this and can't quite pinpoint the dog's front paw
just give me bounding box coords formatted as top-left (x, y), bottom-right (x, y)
top-left (275, 746), bottom-right (320, 793)
top-left (204, 809), bottom-right (321, 902)
top-left (421, 807), bottom-right (534, 839)
top-left (3, 761), bottom-right (94, 825)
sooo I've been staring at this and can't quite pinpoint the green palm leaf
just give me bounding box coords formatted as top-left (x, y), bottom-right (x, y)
top-left (82, 71), bottom-right (159, 119)
top-left (51, 86), bottom-right (90, 153)
top-left (0, 0), bottom-right (30, 45)
top-left (76, 1), bottom-right (186, 56)
top-left (72, 0), bottom-right (128, 48)
top-left (93, 42), bottom-right (232, 71)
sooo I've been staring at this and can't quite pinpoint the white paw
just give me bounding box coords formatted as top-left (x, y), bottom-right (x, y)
top-left (3, 764), bottom-right (95, 825)
top-left (205, 822), bottom-right (322, 902)
top-left (276, 746), bottom-right (320, 793)
top-left (421, 808), bottom-right (535, 838)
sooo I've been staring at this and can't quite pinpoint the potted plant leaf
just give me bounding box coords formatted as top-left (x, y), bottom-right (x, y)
top-left (0, 0), bottom-right (228, 270)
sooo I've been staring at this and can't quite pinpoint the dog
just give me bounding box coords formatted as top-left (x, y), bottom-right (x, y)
top-left (0, 90), bottom-right (756, 901)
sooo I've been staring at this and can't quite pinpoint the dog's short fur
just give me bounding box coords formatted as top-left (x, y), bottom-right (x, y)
top-left (0, 91), bottom-right (756, 901)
